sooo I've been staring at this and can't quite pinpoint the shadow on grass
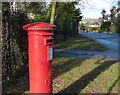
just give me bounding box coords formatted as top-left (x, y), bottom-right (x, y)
top-left (107, 76), bottom-right (120, 95)
top-left (56, 61), bottom-right (116, 94)
top-left (53, 59), bottom-right (85, 79)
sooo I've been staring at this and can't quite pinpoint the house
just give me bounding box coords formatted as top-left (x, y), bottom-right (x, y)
top-left (98, 17), bottom-right (102, 27)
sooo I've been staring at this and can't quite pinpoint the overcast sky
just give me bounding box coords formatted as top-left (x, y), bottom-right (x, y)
top-left (78, 0), bottom-right (118, 19)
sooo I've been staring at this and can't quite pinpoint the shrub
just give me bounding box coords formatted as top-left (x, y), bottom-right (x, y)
top-left (101, 21), bottom-right (111, 32)
top-left (79, 23), bottom-right (86, 30)
top-left (89, 27), bottom-right (100, 32)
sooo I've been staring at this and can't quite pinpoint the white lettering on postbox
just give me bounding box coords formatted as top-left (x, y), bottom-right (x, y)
top-left (48, 47), bottom-right (53, 60)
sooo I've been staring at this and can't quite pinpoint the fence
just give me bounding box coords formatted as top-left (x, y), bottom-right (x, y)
top-left (54, 18), bottom-right (78, 42)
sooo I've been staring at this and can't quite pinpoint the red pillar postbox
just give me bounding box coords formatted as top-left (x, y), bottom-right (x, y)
top-left (23, 22), bottom-right (56, 94)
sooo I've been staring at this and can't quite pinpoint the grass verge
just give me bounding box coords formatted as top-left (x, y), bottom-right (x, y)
top-left (3, 57), bottom-right (119, 94)
top-left (54, 34), bottom-right (107, 51)
top-left (52, 57), bottom-right (118, 94)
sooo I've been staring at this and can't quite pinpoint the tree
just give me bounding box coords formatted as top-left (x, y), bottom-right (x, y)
top-left (117, 1), bottom-right (120, 8)
top-left (48, 2), bottom-right (82, 22)
top-left (47, 0), bottom-right (92, 24)
top-left (50, 2), bottom-right (56, 24)
top-left (109, 4), bottom-right (120, 33)
top-left (2, 2), bottom-right (10, 11)
top-left (28, 2), bottom-right (44, 15)
top-left (116, 1), bottom-right (120, 33)
top-left (27, 2), bottom-right (49, 22)
top-left (2, 2), bottom-right (30, 81)
top-left (101, 9), bottom-right (106, 22)
top-left (110, 6), bottom-right (117, 24)
top-left (58, 2), bottom-right (82, 21)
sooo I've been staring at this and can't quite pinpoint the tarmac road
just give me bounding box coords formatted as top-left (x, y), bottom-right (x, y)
top-left (54, 32), bottom-right (119, 61)
top-left (79, 32), bottom-right (119, 60)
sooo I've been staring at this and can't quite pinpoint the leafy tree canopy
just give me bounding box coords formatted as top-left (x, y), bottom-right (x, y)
top-left (47, 2), bottom-right (82, 22)
top-left (28, 2), bottom-right (44, 15)
top-left (2, 2), bottom-right (10, 11)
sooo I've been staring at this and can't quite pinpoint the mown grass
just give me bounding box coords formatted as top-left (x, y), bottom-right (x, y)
top-left (54, 34), bottom-right (107, 51)
top-left (2, 57), bottom-right (119, 94)
top-left (52, 57), bottom-right (119, 94)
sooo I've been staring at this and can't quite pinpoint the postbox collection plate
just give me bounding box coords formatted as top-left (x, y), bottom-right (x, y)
top-left (48, 47), bottom-right (53, 61)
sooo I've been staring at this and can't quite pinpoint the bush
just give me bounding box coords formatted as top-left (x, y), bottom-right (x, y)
top-left (101, 21), bottom-right (111, 32)
top-left (79, 23), bottom-right (86, 30)
top-left (89, 27), bottom-right (100, 32)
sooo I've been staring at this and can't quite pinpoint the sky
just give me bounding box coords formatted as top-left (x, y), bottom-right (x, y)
top-left (46, 0), bottom-right (119, 19)
top-left (77, 0), bottom-right (118, 19)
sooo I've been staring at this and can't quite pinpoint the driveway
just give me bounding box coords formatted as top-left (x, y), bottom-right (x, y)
top-left (54, 33), bottom-right (119, 61)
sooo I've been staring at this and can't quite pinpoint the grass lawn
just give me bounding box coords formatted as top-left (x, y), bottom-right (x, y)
top-left (3, 57), bottom-right (119, 94)
top-left (54, 34), bottom-right (107, 51)
top-left (52, 57), bottom-right (119, 94)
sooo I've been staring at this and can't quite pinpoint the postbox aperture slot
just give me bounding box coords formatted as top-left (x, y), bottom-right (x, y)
top-left (47, 39), bottom-right (53, 43)
top-left (46, 39), bottom-right (53, 45)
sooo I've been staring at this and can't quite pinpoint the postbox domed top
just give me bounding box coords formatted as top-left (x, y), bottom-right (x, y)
top-left (23, 22), bottom-right (56, 31)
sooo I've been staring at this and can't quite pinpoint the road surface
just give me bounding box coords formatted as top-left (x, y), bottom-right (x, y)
top-left (54, 33), bottom-right (119, 61)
